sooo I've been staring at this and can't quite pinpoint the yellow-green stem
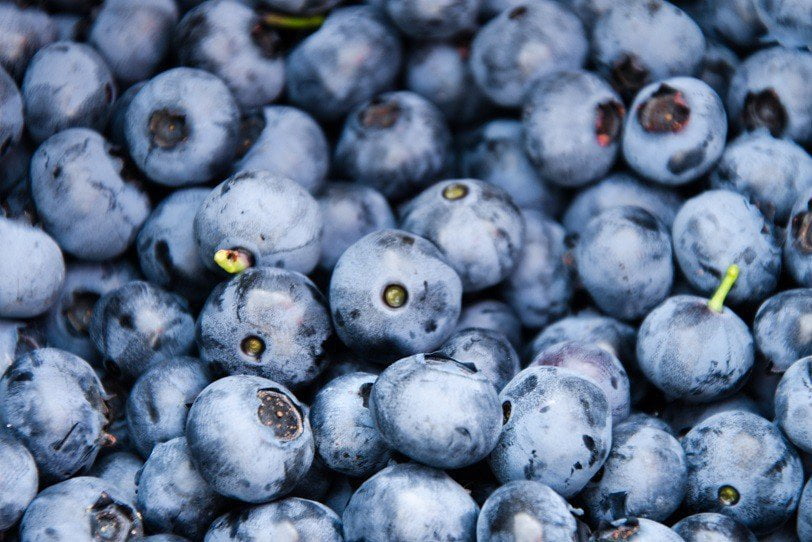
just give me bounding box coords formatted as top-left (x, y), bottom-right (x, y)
top-left (708, 264), bottom-right (740, 313)
top-left (261, 12), bottom-right (325, 30)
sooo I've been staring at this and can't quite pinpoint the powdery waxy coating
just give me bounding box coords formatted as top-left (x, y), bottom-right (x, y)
top-left (19, 476), bottom-right (143, 541)
top-left (774, 357), bottom-right (812, 453)
top-left (197, 267), bottom-right (333, 389)
top-left (89, 0), bottom-right (178, 85)
top-left (329, 229), bottom-right (462, 362)
top-left (755, 0), bottom-right (811, 49)
top-left (0, 67), bottom-right (23, 156)
top-left (476, 480), bottom-right (577, 541)
top-left (575, 206), bottom-right (673, 321)
top-left (563, 173), bottom-right (683, 238)
top-left (185, 375), bottom-right (314, 503)
top-left (236, 106), bottom-right (329, 194)
top-left (527, 311), bottom-right (637, 365)
top-left (727, 47), bottom-right (812, 145)
top-left (89, 281), bottom-right (195, 381)
top-left (754, 289), bottom-right (812, 372)
top-left (0, 430), bottom-right (38, 530)
top-left (457, 300), bottom-right (522, 351)
top-left (369, 353), bottom-right (502, 469)
top-left (317, 182), bottom-right (396, 271)
top-left (590, 517), bottom-right (684, 542)
top-left (623, 77), bottom-right (727, 185)
top-left (0, 348), bottom-right (107, 484)
top-left (523, 70), bottom-right (623, 188)
top-left (689, 0), bottom-right (765, 49)
top-left (310, 372), bottom-right (392, 477)
top-left (30, 128), bottom-right (151, 260)
top-left (342, 463), bottom-right (478, 542)
top-left (87, 451), bottom-right (142, 503)
top-left (457, 119), bottom-right (563, 215)
top-left (384, 0), bottom-right (478, 39)
top-left (44, 260), bottom-right (138, 363)
top-left (205, 497), bottom-right (342, 542)
top-left (440, 328), bottom-right (521, 392)
top-left (637, 295), bottom-right (754, 403)
top-left (673, 512), bottom-right (757, 542)
top-left (137, 188), bottom-right (219, 303)
top-left (470, 1), bottom-right (587, 108)
top-left (489, 365), bottom-right (612, 498)
top-left (580, 421), bottom-right (687, 523)
top-left (785, 188), bottom-right (812, 287)
top-left (0, 320), bottom-right (41, 378)
top-left (672, 190), bottom-right (781, 305)
top-left (0, 3), bottom-right (57, 79)
top-left (530, 340), bottom-right (630, 423)
top-left (22, 41), bottom-right (116, 143)
top-left (501, 209), bottom-right (572, 329)
top-left (137, 437), bottom-right (226, 540)
top-left (0, 218), bottom-right (64, 318)
top-left (592, 0), bottom-right (705, 97)
top-left (194, 171), bottom-right (323, 275)
top-left (335, 91), bottom-right (451, 201)
top-left (799, 478), bottom-right (812, 542)
top-left (710, 131), bottom-right (812, 224)
top-left (285, 6), bottom-right (402, 121)
top-left (662, 394), bottom-right (760, 439)
top-left (125, 67), bottom-right (240, 186)
top-left (175, 0), bottom-right (285, 110)
top-left (697, 42), bottom-right (740, 100)
top-left (682, 410), bottom-right (804, 534)
top-left (400, 179), bottom-right (525, 292)
top-left (126, 356), bottom-right (212, 458)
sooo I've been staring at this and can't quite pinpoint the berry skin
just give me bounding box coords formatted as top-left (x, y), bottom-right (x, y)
top-left (87, 451), bottom-right (142, 504)
top-left (456, 300), bottom-right (522, 351)
top-left (799, 478), bottom-right (812, 542)
top-left (754, 0), bottom-right (812, 50)
top-left (774, 357), bottom-right (812, 453)
top-left (672, 513), bottom-right (757, 542)
top-left (590, 517), bottom-right (684, 542)
top-left (384, 0), bottom-right (479, 40)
top-left (753, 289), bottom-right (812, 373)
top-left (0, 430), bottom-right (38, 531)
top-left (440, 328), bottom-right (521, 392)
top-left (205, 497), bottom-right (343, 541)
top-left (0, 3), bottom-right (58, 80)
top-left (786, 188), bottom-right (812, 287)
top-left (0, 67), bottom-right (23, 157)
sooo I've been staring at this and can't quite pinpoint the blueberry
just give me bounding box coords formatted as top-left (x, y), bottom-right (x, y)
top-left (88, 451), bottom-right (143, 504)
top-left (727, 47), bottom-right (812, 145)
top-left (136, 437), bottom-right (225, 539)
top-left (0, 319), bottom-right (44, 382)
top-left (197, 267), bottom-right (332, 388)
top-left (401, 179), bottom-right (524, 292)
top-left (0, 67), bottom-right (23, 157)
top-left (89, 0), bottom-right (178, 85)
top-left (194, 171), bottom-right (323, 275)
top-left (405, 38), bottom-right (491, 125)
top-left (22, 41), bottom-right (116, 143)
top-left (623, 78), bottom-right (727, 185)
top-left (44, 261), bottom-right (138, 363)
top-left (137, 188), bottom-right (219, 303)
top-left (175, 0), bottom-right (285, 110)
top-left (662, 394), bottom-right (761, 439)
top-left (0, 218), bottom-right (65, 318)
top-left (457, 119), bottom-right (564, 214)
top-left (501, 209), bottom-right (573, 329)
top-left (710, 131), bottom-right (812, 224)
top-left (672, 190), bottom-right (781, 305)
top-left (754, 289), bottom-right (812, 373)
top-left (108, 81), bottom-right (145, 147)
top-left (775, 357), bottom-right (812, 454)
top-left (476, 480), bottom-right (577, 541)
top-left (335, 91), bottom-right (451, 200)
top-left (0, 430), bottom-right (38, 531)
top-left (125, 67), bottom-right (240, 186)
top-left (139, 535), bottom-right (190, 542)
top-left (0, 3), bottom-right (57, 80)
top-left (592, 1), bottom-right (705, 99)
top-left (689, 0), bottom-right (765, 49)
top-left (786, 188), bottom-right (812, 287)
top-left (456, 300), bottom-right (522, 351)
top-left (684, 411), bottom-right (804, 534)
top-left (673, 512), bottom-right (757, 542)
top-left (490, 365), bottom-right (612, 497)
top-left (575, 206), bottom-right (673, 321)
top-left (470, 1), bottom-right (587, 107)
top-left (255, 0), bottom-right (342, 15)
top-left (369, 353), bottom-right (501, 469)
top-left (30, 128), bottom-right (151, 260)
top-left (581, 421), bottom-right (687, 523)
top-left (440, 328), bottom-right (520, 392)
top-left (310, 372), bottom-right (392, 477)
top-left (206, 497), bottom-right (343, 541)
top-left (563, 173), bottom-right (682, 239)
top-left (799, 478), bottom-right (812, 541)
top-left (530, 341), bottom-right (631, 424)
top-left (384, 0), bottom-right (478, 39)
top-left (317, 182), bottom-right (396, 272)
top-left (622, 412), bottom-right (674, 436)
top-left (754, 0), bottom-right (811, 50)
top-left (126, 356), bottom-right (211, 458)
top-left (329, 229), bottom-right (462, 362)
top-left (89, 281), bottom-right (196, 381)
top-left (523, 70), bottom-right (624, 188)
top-left (236, 105), bottom-right (329, 194)
top-left (185, 375), bottom-right (314, 503)
top-left (697, 41), bottom-right (740, 100)
top-left (285, 6), bottom-right (402, 121)
top-left (342, 463), bottom-right (478, 542)
top-left (590, 517), bottom-right (684, 542)
top-left (0, 348), bottom-right (108, 483)
top-left (20, 476), bottom-right (143, 541)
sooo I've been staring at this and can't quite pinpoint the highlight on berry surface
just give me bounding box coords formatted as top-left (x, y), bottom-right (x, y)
top-left (214, 248), bottom-right (253, 274)
top-left (708, 264), bottom-right (740, 313)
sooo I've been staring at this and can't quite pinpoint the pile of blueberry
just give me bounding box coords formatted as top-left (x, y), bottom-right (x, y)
top-left (0, 0), bottom-right (811, 540)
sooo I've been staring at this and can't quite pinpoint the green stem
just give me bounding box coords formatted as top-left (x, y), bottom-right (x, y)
top-left (708, 264), bottom-right (740, 313)
top-left (214, 248), bottom-right (253, 274)
top-left (261, 12), bottom-right (325, 30)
